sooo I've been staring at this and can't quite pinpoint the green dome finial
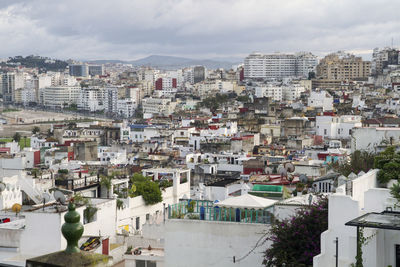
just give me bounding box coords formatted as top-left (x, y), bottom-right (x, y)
top-left (61, 202), bottom-right (84, 254)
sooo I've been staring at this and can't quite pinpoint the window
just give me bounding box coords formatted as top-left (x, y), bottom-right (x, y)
top-left (146, 213), bottom-right (150, 221)
top-left (136, 260), bottom-right (156, 267)
top-left (136, 217), bottom-right (140, 230)
top-left (324, 129), bottom-right (327, 135)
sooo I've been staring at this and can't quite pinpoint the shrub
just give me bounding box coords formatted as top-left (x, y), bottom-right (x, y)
top-left (263, 195), bottom-right (328, 266)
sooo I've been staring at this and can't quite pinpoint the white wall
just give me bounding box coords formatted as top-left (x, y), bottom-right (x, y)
top-left (164, 219), bottom-right (270, 267)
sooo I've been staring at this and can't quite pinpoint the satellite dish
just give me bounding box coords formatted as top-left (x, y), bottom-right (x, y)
top-left (278, 166), bottom-right (287, 177)
top-left (285, 163), bottom-right (295, 173)
top-left (264, 167), bottom-right (272, 175)
top-left (42, 192), bottom-right (51, 211)
top-left (0, 182), bottom-right (5, 192)
top-left (54, 190), bottom-right (66, 205)
top-left (299, 174), bottom-right (308, 184)
top-left (12, 203), bottom-right (22, 215)
top-left (42, 193), bottom-right (51, 203)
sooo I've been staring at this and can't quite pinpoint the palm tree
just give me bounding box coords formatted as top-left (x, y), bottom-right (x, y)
top-left (100, 176), bottom-right (112, 198)
top-left (13, 132), bottom-right (21, 143)
top-left (32, 126), bottom-right (40, 134)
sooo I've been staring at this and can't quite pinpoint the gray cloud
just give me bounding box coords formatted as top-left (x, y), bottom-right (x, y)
top-left (0, 0), bottom-right (398, 60)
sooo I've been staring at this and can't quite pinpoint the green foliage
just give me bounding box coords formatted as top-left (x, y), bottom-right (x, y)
top-left (84, 206), bottom-right (98, 224)
top-left (198, 93), bottom-right (234, 111)
top-left (236, 95), bottom-right (250, 103)
top-left (2, 108), bottom-right (20, 113)
top-left (116, 199), bottom-right (125, 210)
top-left (73, 193), bottom-right (89, 206)
top-left (13, 132), bottom-right (21, 142)
top-left (6, 55), bottom-right (68, 72)
top-left (58, 169), bottom-right (69, 174)
top-left (130, 173), bottom-right (162, 205)
top-left (187, 201), bottom-right (195, 213)
top-left (159, 179), bottom-right (173, 189)
top-left (332, 150), bottom-right (375, 177)
top-left (374, 146), bottom-right (400, 185)
top-left (390, 182), bottom-right (400, 203)
top-left (32, 126), bottom-right (41, 134)
top-left (351, 227), bottom-right (376, 267)
top-left (263, 195), bottom-right (328, 267)
top-left (100, 176), bottom-right (113, 198)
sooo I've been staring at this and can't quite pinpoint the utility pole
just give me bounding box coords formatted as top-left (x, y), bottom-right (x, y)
top-left (335, 237), bottom-right (339, 267)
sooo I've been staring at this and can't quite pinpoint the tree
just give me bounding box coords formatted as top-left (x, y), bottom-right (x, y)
top-left (263, 195), bottom-right (328, 266)
top-left (32, 126), bottom-right (40, 134)
top-left (130, 173), bottom-right (162, 205)
top-left (13, 132), bottom-right (21, 142)
top-left (374, 146), bottom-right (400, 185)
top-left (308, 71), bottom-right (316, 80)
top-left (100, 176), bottom-right (113, 198)
top-left (332, 150), bottom-right (375, 177)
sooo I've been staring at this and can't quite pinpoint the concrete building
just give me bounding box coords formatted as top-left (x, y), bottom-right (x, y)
top-left (142, 97), bottom-right (177, 118)
top-left (78, 87), bottom-right (106, 112)
top-left (351, 127), bottom-right (400, 153)
top-left (314, 169), bottom-right (400, 267)
top-left (193, 66), bottom-right (206, 84)
top-left (244, 52), bottom-right (317, 80)
top-left (88, 65), bottom-right (104, 76)
top-left (69, 64), bottom-right (89, 77)
top-left (371, 47), bottom-right (400, 76)
top-left (255, 85), bottom-right (283, 101)
top-left (40, 86), bottom-right (81, 109)
top-left (316, 51), bottom-right (371, 80)
top-left (1, 72), bottom-right (25, 103)
top-left (308, 90), bottom-right (333, 111)
top-left (117, 98), bottom-right (137, 118)
top-left (316, 115), bottom-right (362, 139)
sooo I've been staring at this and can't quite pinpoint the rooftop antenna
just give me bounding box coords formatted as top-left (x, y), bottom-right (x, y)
top-left (42, 192), bottom-right (51, 211)
top-left (54, 190), bottom-right (67, 205)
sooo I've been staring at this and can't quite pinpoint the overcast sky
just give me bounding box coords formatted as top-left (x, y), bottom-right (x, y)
top-left (0, 0), bottom-right (398, 61)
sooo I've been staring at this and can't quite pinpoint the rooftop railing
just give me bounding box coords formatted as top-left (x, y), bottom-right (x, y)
top-left (168, 199), bottom-right (273, 224)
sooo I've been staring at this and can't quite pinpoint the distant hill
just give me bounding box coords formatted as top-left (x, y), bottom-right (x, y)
top-left (86, 55), bottom-right (240, 70)
top-left (86, 59), bottom-right (127, 64)
top-left (4, 55), bottom-right (68, 72)
top-left (129, 55), bottom-right (238, 70)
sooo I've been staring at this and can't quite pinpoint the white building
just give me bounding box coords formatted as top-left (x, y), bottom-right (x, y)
top-left (244, 52), bottom-right (318, 80)
top-left (351, 127), bottom-right (400, 153)
top-left (282, 84), bottom-right (306, 101)
top-left (78, 87), bottom-right (106, 112)
top-left (142, 97), bottom-right (177, 118)
top-left (255, 85), bottom-right (283, 101)
top-left (117, 98), bottom-right (137, 118)
top-left (316, 115), bottom-right (362, 139)
top-left (308, 90), bottom-right (334, 111)
top-left (40, 86), bottom-right (81, 109)
top-left (314, 169), bottom-right (400, 267)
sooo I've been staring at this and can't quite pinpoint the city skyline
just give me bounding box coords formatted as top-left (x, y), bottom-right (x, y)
top-left (0, 0), bottom-right (399, 60)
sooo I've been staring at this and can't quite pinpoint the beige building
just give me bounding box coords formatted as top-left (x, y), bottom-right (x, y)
top-left (316, 52), bottom-right (371, 80)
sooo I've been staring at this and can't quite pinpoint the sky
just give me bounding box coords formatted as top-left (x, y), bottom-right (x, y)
top-left (0, 0), bottom-right (399, 61)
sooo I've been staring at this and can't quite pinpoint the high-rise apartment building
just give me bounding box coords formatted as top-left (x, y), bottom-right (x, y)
top-left (1, 72), bottom-right (25, 103)
top-left (316, 51), bottom-right (371, 80)
top-left (193, 66), bottom-right (206, 83)
top-left (40, 86), bottom-right (81, 109)
top-left (244, 52), bottom-right (318, 80)
top-left (88, 65), bottom-right (104, 76)
top-left (69, 64), bottom-right (89, 77)
top-left (371, 47), bottom-right (400, 76)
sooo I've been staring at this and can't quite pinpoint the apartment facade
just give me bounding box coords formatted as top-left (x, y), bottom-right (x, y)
top-left (316, 51), bottom-right (371, 80)
top-left (244, 52), bottom-right (318, 79)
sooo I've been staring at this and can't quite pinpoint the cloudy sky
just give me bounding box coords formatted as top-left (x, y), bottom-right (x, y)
top-left (0, 0), bottom-right (398, 61)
